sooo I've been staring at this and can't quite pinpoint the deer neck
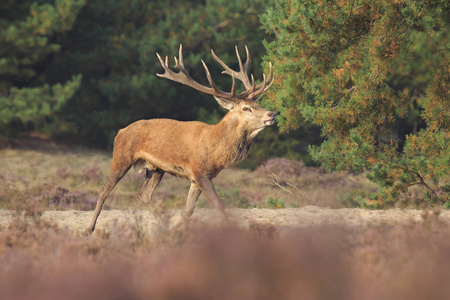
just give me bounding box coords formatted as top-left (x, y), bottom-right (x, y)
top-left (207, 113), bottom-right (255, 168)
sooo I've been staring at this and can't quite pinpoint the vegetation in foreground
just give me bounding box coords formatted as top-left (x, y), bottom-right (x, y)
top-left (0, 143), bottom-right (448, 299)
top-left (0, 209), bottom-right (450, 300)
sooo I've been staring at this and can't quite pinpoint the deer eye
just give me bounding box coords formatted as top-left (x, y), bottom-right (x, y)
top-left (243, 107), bottom-right (252, 112)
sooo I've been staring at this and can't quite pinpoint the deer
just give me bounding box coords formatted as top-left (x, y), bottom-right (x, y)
top-left (86, 45), bottom-right (276, 234)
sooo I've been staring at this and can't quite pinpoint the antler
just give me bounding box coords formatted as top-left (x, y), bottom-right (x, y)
top-left (211, 46), bottom-right (273, 100)
top-left (156, 45), bottom-right (273, 102)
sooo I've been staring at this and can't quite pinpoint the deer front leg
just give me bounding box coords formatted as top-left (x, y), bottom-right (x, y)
top-left (196, 177), bottom-right (228, 223)
top-left (185, 182), bottom-right (202, 219)
top-left (170, 182), bottom-right (202, 229)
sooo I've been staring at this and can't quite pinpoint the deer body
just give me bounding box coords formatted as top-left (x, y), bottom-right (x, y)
top-left (120, 114), bottom-right (257, 180)
top-left (86, 45), bottom-right (275, 234)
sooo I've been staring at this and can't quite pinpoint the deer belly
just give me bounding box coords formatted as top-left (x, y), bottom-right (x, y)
top-left (133, 154), bottom-right (191, 180)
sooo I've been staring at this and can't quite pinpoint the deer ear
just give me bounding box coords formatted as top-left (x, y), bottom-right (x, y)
top-left (214, 96), bottom-right (235, 110)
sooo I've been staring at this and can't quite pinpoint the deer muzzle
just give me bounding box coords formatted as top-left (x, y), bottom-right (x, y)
top-left (264, 111), bottom-right (277, 126)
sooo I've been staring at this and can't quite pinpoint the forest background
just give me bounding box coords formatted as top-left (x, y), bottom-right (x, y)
top-left (1, 0), bottom-right (448, 206)
top-left (1, 0), bottom-right (309, 169)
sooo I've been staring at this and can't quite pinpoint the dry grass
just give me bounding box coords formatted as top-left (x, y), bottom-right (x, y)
top-left (0, 211), bottom-right (450, 300)
top-left (1, 145), bottom-right (450, 299)
top-left (0, 148), bottom-right (379, 212)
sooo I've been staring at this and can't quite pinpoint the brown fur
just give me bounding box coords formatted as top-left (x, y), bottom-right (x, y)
top-left (86, 46), bottom-right (275, 233)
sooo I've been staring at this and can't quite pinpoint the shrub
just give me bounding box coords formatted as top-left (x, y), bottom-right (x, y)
top-left (30, 185), bottom-right (96, 210)
top-left (262, 0), bottom-right (450, 206)
top-left (266, 196), bottom-right (285, 209)
top-left (255, 157), bottom-right (306, 178)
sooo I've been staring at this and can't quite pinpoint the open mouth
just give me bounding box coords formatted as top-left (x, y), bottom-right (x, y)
top-left (264, 117), bottom-right (276, 126)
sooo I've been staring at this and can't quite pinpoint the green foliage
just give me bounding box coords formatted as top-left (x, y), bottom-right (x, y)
top-left (261, 0), bottom-right (450, 206)
top-left (217, 187), bottom-right (250, 208)
top-left (338, 190), bottom-right (382, 209)
top-left (0, 0), bottom-right (321, 167)
top-left (0, 0), bottom-right (85, 136)
top-left (265, 196), bottom-right (284, 209)
top-left (0, 76), bottom-right (82, 136)
top-left (43, 0), bottom-right (274, 146)
top-left (238, 124), bottom-right (322, 169)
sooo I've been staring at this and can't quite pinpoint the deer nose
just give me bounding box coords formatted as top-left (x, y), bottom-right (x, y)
top-left (268, 111), bottom-right (276, 119)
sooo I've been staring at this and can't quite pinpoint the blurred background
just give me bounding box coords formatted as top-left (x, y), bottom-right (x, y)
top-left (0, 0), bottom-right (447, 179)
top-left (0, 0), bottom-right (322, 168)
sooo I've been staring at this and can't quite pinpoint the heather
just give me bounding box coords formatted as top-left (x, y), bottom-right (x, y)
top-left (3, 144), bottom-right (447, 212)
top-left (1, 146), bottom-right (450, 299)
top-left (1, 210), bottom-right (450, 300)
top-left (1, 147), bottom-right (383, 211)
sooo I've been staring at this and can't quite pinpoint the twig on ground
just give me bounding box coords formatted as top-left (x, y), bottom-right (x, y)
top-left (270, 173), bottom-right (312, 204)
top-left (270, 173), bottom-right (294, 196)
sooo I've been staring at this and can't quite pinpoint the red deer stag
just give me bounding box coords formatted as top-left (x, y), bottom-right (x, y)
top-left (86, 45), bottom-right (276, 234)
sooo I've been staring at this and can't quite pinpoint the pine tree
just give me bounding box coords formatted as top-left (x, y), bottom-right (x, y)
top-left (0, 0), bottom-right (84, 136)
top-left (261, 0), bottom-right (449, 206)
top-left (46, 0), bottom-right (272, 146)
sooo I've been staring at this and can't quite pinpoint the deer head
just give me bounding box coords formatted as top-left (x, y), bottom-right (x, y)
top-left (156, 45), bottom-right (276, 138)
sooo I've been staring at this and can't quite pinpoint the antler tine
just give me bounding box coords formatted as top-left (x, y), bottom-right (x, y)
top-left (260, 62), bottom-right (274, 93)
top-left (174, 56), bottom-right (190, 77)
top-left (230, 75), bottom-right (236, 97)
top-left (254, 73), bottom-right (267, 97)
top-left (179, 44), bottom-right (184, 68)
top-left (201, 60), bottom-right (220, 92)
top-left (234, 45), bottom-right (251, 76)
top-left (247, 62), bottom-right (274, 99)
top-left (173, 45), bottom-right (192, 79)
top-left (235, 46), bottom-right (244, 75)
top-left (237, 74), bottom-right (256, 98)
top-left (155, 53), bottom-right (164, 72)
top-left (262, 62), bottom-right (274, 93)
top-left (211, 46), bottom-right (252, 90)
top-left (261, 73), bottom-right (267, 91)
top-left (156, 53), bottom-right (174, 77)
top-left (211, 49), bottom-right (232, 76)
top-left (242, 45), bottom-right (250, 73)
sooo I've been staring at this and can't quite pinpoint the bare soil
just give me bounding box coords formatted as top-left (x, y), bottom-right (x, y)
top-left (1, 206), bottom-right (447, 235)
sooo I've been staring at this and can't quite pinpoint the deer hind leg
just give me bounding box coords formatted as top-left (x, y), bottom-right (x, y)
top-left (86, 163), bottom-right (131, 234)
top-left (138, 170), bottom-right (164, 223)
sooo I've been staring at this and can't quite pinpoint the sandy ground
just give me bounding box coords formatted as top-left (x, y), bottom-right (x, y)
top-left (1, 206), bottom-right (448, 235)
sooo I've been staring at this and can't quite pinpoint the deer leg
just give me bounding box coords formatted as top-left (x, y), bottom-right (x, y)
top-left (138, 170), bottom-right (164, 223)
top-left (86, 166), bottom-right (131, 234)
top-left (170, 182), bottom-right (202, 229)
top-left (197, 178), bottom-right (228, 223)
top-left (184, 182), bottom-right (202, 219)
